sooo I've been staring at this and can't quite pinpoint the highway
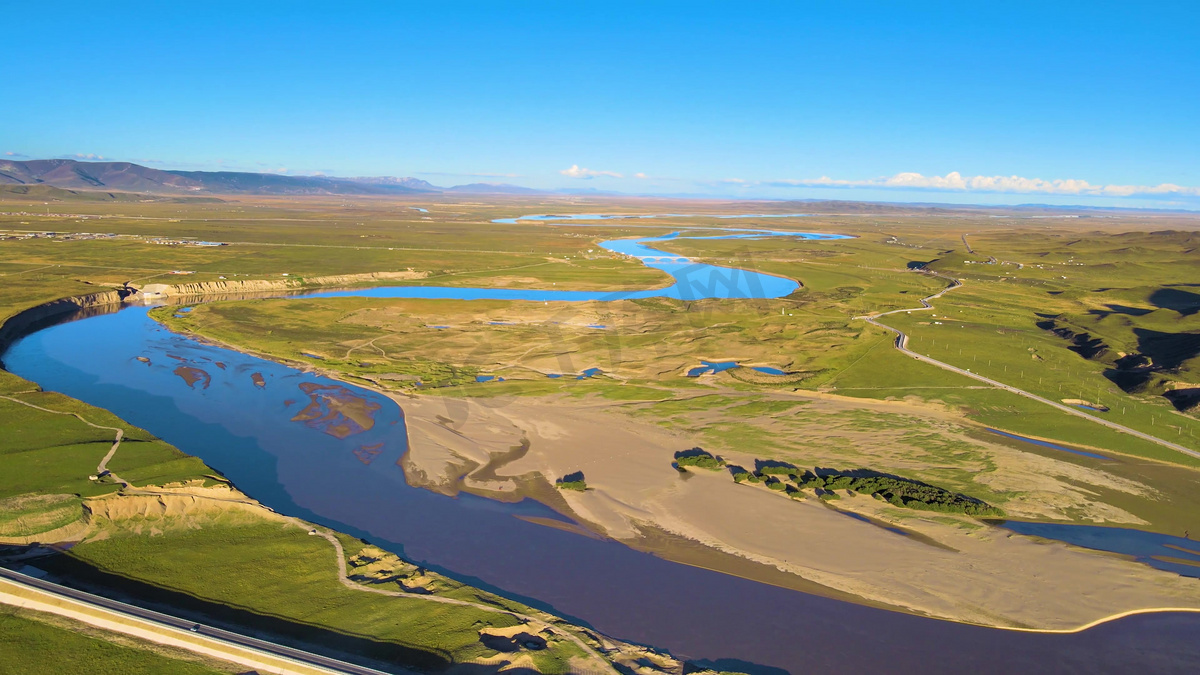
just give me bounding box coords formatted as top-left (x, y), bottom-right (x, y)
top-left (856, 272), bottom-right (1200, 462)
top-left (0, 566), bottom-right (398, 675)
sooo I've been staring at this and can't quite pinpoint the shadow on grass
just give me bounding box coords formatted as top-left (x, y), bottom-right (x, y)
top-left (29, 552), bottom-right (452, 673)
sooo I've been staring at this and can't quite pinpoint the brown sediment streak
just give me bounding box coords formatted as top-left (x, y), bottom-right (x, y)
top-left (1164, 542), bottom-right (1200, 556)
top-left (173, 365), bottom-right (211, 389)
top-left (1151, 555), bottom-right (1200, 569)
top-left (353, 442), bottom-right (384, 465)
top-left (290, 382), bottom-right (380, 439)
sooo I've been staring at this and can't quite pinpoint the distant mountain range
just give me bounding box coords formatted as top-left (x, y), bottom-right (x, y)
top-left (0, 159), bottom-right (542, 196)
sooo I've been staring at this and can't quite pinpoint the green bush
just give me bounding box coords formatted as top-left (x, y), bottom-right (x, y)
top-left (790, 468), bottom-right (1002, 516)
top-left (755, 460), bottom-right (797, 476)
top-left (675, 448), bottom-right (725, 470)
top-left (556, 471), bottom-right (587, 491)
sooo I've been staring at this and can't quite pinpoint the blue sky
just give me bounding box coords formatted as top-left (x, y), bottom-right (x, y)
top-left (3, 1), bottom-right (1198, 207)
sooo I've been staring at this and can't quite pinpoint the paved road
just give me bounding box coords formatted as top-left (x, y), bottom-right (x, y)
top-left (0, 567), bottom-right (395, 675)
top-left (856, 272), bottom-right (1200, 461)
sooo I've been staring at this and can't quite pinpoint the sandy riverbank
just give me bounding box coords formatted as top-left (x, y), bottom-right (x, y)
top-left (393, 390), bottom-right (1200, 630)
top-left (91, 306), bottom-right (1200, 631)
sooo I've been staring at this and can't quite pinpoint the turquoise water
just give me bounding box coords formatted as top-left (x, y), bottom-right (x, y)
top-left (306, 229), bottom-right (848, 303)
top-left (686, 360), bottom-right (787, 377)
top-left (687, 360), bottom-right (741, 377)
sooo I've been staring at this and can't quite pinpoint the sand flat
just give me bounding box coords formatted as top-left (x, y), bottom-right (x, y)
top-left (394, 391), bottom-right (1200, 629)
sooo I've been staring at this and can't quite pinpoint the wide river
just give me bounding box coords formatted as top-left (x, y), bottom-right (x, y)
top-left (4, 222), bottom-right (1200, 673)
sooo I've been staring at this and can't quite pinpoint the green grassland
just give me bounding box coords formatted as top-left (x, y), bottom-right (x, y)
top-left (157, 241), bottom-right (1200, 467)
top-left (2, 194), bottom-right (706, 671)
top-left (0, 384), bottom-right (600, 667)
top-left (62, 520), bottom-right (556, 669)
top-left (0, 383), bottom-right (592, 670)
top-left (0, 197), bottom-right (672, 298)
top-left (0, 388), bottom-right (217, 500)
top-left (153, 293), bottom-right (884, 389)
top-left (132, 203), bottom-right (1200, 535)
top-left (0, 606), bottom-right (232, 675)
top-left (654, 222), bottom-right (1200, 455)
top-left (3, 192), bottom-right (1200, 667)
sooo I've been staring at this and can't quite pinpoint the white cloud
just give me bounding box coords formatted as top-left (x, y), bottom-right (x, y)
top-left (4, 151), bottom-right (29, 158)
top-left (634, 172), bottom-right (648, 179)
top-left (560, 164), bottom-right (622, 179)
top-left (72, 153), bottom-right (106, 160)
top-left (760, 171), bottom-right (1200, 199)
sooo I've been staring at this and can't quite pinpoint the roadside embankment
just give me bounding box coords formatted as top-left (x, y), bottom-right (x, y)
top-left (0, 573), bottom-right (370, 675)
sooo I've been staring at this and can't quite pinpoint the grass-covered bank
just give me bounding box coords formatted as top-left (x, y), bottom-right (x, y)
top-left (0, 376), bottom-right (600, 671)
top-left (146, 212), bottom-right (1200, 539)
top-left (4, 191), bottom-right (1200, 668)
top-left (0, 605), bottom-right (233, 675)
top-left (1, 195), bottom-right (709, 673)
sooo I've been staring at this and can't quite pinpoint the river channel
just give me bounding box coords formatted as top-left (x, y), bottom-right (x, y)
top-left (4, 224), bottom-right (1199, 673)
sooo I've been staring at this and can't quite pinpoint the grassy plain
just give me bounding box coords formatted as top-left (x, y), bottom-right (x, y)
top-left (60, 519), bottom-right (541, 668)
top-left (149, 216), bottom-right (1200, 526)
top-left (3, 191), bottom-right (1200, 659)
top-left (2, 193), bottom-right (709, 672)
top-left (0, 605), bottom-right (232, 675)
top-left (659, 219), bottom-right (1200, 454)
top-left (0, 383), bottom-right (597, 670)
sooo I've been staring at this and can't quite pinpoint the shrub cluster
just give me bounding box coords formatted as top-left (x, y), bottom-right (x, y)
top-left (674, 448), bottom-right (725, 470)
top-left (725, 460), bottom-right (1002, 517)
top-left (556, 471), bottom-right (588, 491)
top-left (754, 459), bottom-right (797, 476)
top-left (709, 455), bottom-right (1001, 516)
top-left (792, 470), bottom-right (1002, 516)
